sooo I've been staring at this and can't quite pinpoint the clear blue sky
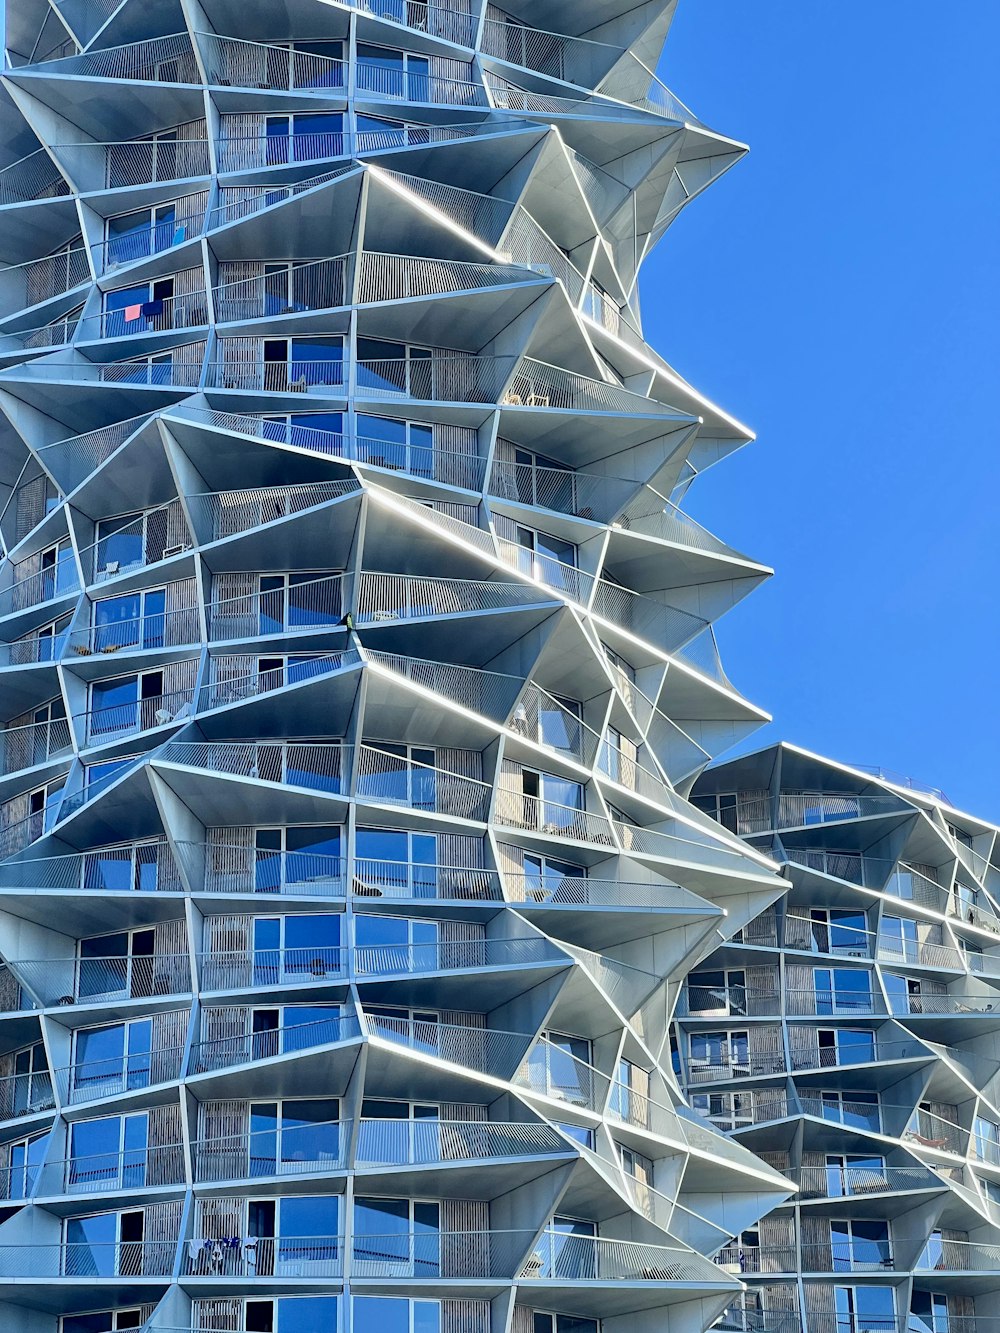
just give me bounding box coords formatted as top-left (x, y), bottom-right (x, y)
top-left (647, 2), bottom-right (1000, 816)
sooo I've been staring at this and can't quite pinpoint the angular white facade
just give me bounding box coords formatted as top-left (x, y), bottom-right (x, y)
top-left (684, 746), bottom-right (1000, 1333)
top-left (0, 4), bottom-right (794, 1333)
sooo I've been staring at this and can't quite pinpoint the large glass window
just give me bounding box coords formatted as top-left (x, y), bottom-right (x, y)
top-left (830, 1219), bottom-right (891, 1271)
top-left (247, 1099), bottom-right (340, 1177)
top-left (812, 968), bottom-right (873, 1015)
top-left (106, 202), bottom-right (180, 265)
top-left (74, 1019), bottom-right (152, 1094)
top-left (356, 414), bottom-right (434, 477)
top-left (353, 1197), bottom-right (440, 1275)
top-left (69, 1113), bottom-right (148, 1191)
top-left (355, 827), bottom-right (437, 896)
top-left (356, 44), bottom-right (429, 100)
top-left (253, 826), bottom-right (342, 893)
top-left (93, 587), bottom-right (168, 652)
top-left (354, 915), bottom-right (438, 973)
top-left (265, 112), bottom-right (343, 164)
top-left (354, 1297), bottom-right (440, 1333)
top-left (252, 915), bottom-right (341, 982)
top-left (834, 1286), bottom-right (895, 1333)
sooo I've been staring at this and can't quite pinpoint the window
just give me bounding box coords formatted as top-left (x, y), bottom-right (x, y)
top-left (92, 586), bottom-right (168, 652)
top-left (355, 414), bottom-right (436, 476)
top-left (534, 1315), bottom-right (598, 1333)
top-left (834, 1285), bottom-right (896, 1333)
top-left (354, 1197), bottom-right (440, 1275)
top-left (817, 1028), bottom-right (875, 1067)
top-left (265, 112), bottom-right (344, 164)
top-left (77, 927), bottom-right (156, 999)
top-left (824, 1154), bottom-right (886, 1197)
top-left (228, 1297), bottom-right (339, 1333)
top-left (354, 1296), bottom-right (440, 1333)
top-left (553, 1122), bottom-right (594, 1148)
top-left (812, 968), bottom-right (873, 1015)
top-left (830, 1219), bottom-right (891, 1271)
top-left (252, 826), bottom-right (342, 892)
top-left (251, 915), bottom-right (341, 983)
top-left (261, 411), bottom-right (344, 453)
top-left (356, 44), bottom-right (430, 100)
top-left (600, 725), bottom-right (638, 786)
top-left (816, 1090), bottom-right (880, 1131)
top-left (5, 1129), bottom-right (47, 1198)
top-left (235, 1194), bottom-right (339, 1275)
top-left (27, 613), bottom-right (72, 662)
top-left (546, 1216), bottom-right (598, 1279)
top-left (354, 915), bottom-right (438, 973)
top-left (909, 1292), bottom-right (948, 1333)
top-left (539, 1031), bottom-right (592, 1105)
top-left (62, 1309), bottom-right (144, 1333)
top-left (687, 968), bottom-right (747, 1016)
top-left (690, 791), bottom-right (741, 832)
top-left (354, 826), bottom-right (437, 896)
top-left (253, 571), bottom-right (343, 633)
top-left (106, 202), bottom-right (183, 265)
top-left (357, 1100), bottom-right (439, 1162)
top-left (17, 695), bottom-right (68, 767)
top-left (243, 1099), bottom-right (341, 1178)
top-left (220, 260), bottom-right (344, 322)
top-left (517, 768), bottom-right (583, 832)
top-left (690, 1090), bottom-right (754, 1132)
top-left (807, 908), bottom-right (869, 957)
top-left (64, 1208), bottom-right (145, 1277)
top-left (690, 1030), bottom-right (749, 1076)
top-left (356, 336), bottom-right (432, 396)
top-left (975, 1115), bottom-right (1000, 1165)
top-left (249, 1004), bottom-right (344, 1059)
top-left (81, 840), bottom-right (162, 892)
top-left (30, 538), bottom-right (75, 602)
top-left (361, 744), bottom-right (436, 808)
top-left (69, 1113), bottom-right (148, 1191)
top-left (102, 276), bottom-right (185, 337)
top-left (89, 668), bottom-right (178, 737)
top-left (514, 524), bottom-right (577, 592)
top-left (10, 1041), bottom-right (49, 1115)
top-left (73, 1018), bottom-right (153, 1094)
top-left (263, 336), bottom-right (345, 390)
top-left (28, 777), bottom-right (65, 837)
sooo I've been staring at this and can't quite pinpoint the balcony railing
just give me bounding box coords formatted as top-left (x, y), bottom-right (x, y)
top-left (494, 785), bottom-right (615, 846)
top-left (36, 411), bottom-right (153, 485)
top-left (190, 479), bottom-right (357, 543)
top-left (784, 848), bottom-right (891, 889)
top-left (521, 1231), bottom-right (710, 1282)
top-left (357, 570), bottom-right (546, 623)
top-left (61, 1040), bottom-right (186, 1104)
top-left (0, 714), bottom-right (72, 775)
top-left (790, 1038), bottom-right (927, 1073)
top-left (0, 1067), bottom-right (55, 1121)
top-left (356, 744), bottom-right (492, 821)
top-left (515, 1039), bottom-right (607, 1112)
top-left (0, 839), bottom-right (181, 894)
top-left (201, 652), bottom-right (356, 712)
top-left (190, 1010), bottom-right (360, 1073)
top-left (355, 935), bottom-right (557, 978)
top-left (785, 988), bottom-right (884, 1017)
top-left (203, 845), bottom-right (346, 897)
top-left (789, 1164), bottom-right (943, 1197)
top-left (0, 148), bottom-right (71, 205)
top-left (916, 1239), bottom-right (1000, 1272)
top-left (679, 985), bottom-right (781, 1018)
top-left (85, 686), bottom-right (195, 743)
top-left (0, 561), bottom-right (79, 618)
top-left (34, 31), bottom-right (200, 83)
top-left (68, 600), bottom-right (200, 657)
top-left (489, 457), bottom-right (635, 525)
top-left (81, 288), bottom-right (210, 341)
top-left (355, 1118), bottom-right (567, 1166)
top-left (0, 245), bottom-right (90, 315)
top-left (158, 739), bottom-right (351, 794)
top-left (208, 572), bottom-right (346, 641)
top-left (351, 860), bottom-right (502, 902)
top-left (777, 792), bottom-right (903, 827)
top-left (169, 404), bottom-right (487, 488)
top-left (352, 1228), bottom-right (528, 1279)
top-left (368, 1012), bottom-right (530, 1080)
top-left (199, 33), bottom-right (346, 91)
top-left (354, 61), bottom-right (485, 107)
top-left (889, 991), bottom-right (1000, 1016)
top-left (716, 1244), bottom-right (796, 1275)
top-left (92, 192), bottom-right (209, 271)
top-left (800, 1242), bottom-right (893, 1273)
top-left (505, 873), bottom-right (693, 911)
top-left (193, 1119), bottom-right (347, 1182)
top-left (184, 1234), bottom-right (343, 1277)
top-left (208, 354), bottom-right (345, 393)
top-left (200, 945), bottom-right (345, 990)
top-left (354, 0), bottom-right (477, 47)
top-left (215, 122), bottom-right (484, 175)
top-left (15, 951), bottom-right (191, 1007)
top-left (214, 256), bottom-right (349, 322)
top-left (44, 1139), bottom-right (187, 1195)
top-left (55, 137), bottom-right (212, 190)
top-left (0, 1237), bottom-right (177, 1278)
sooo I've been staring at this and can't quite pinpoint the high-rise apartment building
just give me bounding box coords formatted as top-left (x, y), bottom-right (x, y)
top-left (684, 747), bottom-right (1000, 1333)
top-left (0, 3), bottom-right (794, 1333)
